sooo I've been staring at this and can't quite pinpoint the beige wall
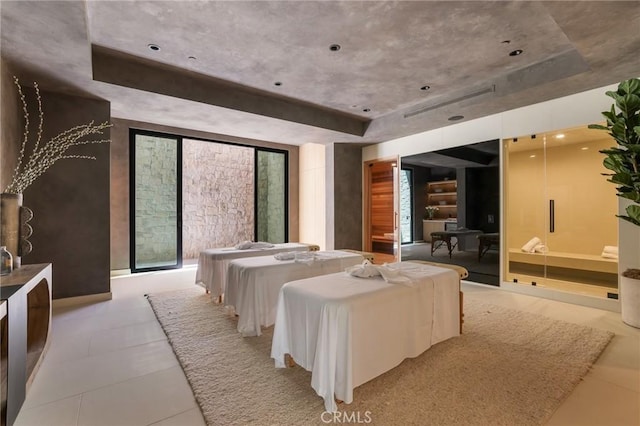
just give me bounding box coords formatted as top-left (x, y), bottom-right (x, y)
top-left (299, 143), bottom-right (326, 250)
top-left (507, 137), bottom-right (618, 255)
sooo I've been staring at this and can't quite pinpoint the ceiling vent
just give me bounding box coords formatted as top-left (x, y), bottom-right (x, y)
top-left (404, 85), bottom-right (496, 119)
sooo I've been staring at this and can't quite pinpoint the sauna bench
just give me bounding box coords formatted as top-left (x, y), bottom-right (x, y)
top-left (508, 249), bottom-right (617, 274)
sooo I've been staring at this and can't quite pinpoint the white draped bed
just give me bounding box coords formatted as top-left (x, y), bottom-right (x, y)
top-left (270, 261), bottom-right (461, 412)
top-left (195, 242), bottom-right (315, 298)
top-left (225, 250), bottom-right (365, 336)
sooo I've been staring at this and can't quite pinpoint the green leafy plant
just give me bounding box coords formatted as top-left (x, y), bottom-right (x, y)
top-left (589, 78), bottom-right (640, 279)
top-left (588, 78), bottom-right (640, 227)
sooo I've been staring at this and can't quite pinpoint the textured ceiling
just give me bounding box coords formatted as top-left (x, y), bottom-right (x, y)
top-left (1, 1), bottom-right (639, 146)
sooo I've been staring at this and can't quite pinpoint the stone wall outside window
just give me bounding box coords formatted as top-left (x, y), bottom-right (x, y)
top-left (182, 139), bottom-right (254, 260)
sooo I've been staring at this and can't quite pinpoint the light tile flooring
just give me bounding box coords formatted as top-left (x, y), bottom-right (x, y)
top-left (14, 267), bottom-right (640, 426)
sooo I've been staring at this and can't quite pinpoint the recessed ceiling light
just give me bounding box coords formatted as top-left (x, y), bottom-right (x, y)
top-left (363, 108), bottom-right (371, 112)
top-left (448, 115), bottom-right (464, 121)
top-left (329, 44), bottom-right (341, 52)
top-left (188, 56), bottom-right (197, 60)
top-left (420, 85), bottom-right (431, 91)
top-left (530, 154), bottom-right (536, 158)
top-left (555, 133), bottom-right (565, 139)
top-left (502, 40), bottom-right (511, 44)
top-left (581, 147), bottom-right (589, 151)
top-left (148, 44), bottom-right (161, 51)
top-left (274, 81), bottom-right (282, 86)
top-left (509, 49), bottom-right (523, 56)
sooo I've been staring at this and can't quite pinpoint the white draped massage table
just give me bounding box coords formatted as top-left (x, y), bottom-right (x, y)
top-left (271, 261), bottom-right (462, 412)
top-left (195, 243), bottom-right (317, 299)
top-left (225, 250), bottom-right (365, 336)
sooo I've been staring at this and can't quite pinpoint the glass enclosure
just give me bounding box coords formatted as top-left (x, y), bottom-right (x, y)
top-left (504, 126), bottom-right (619, 298)
top-left (131, 132), bottom-right (182, 272)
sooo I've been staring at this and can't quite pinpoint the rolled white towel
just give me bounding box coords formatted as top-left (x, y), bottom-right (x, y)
top-left (235, 241), bottom-right (275, 250)
top-left (294, 251), bottom-right (316, 265)
top-left (274, 251), bottom-right (297, 260)
top-left (601, 251), bottom-right (618, 259)
top-left (603, 246), bottom-right (618, 255)
top-left (521, 237), bottom-right (542, 253)
top-left (234, 241), bottom-right (253, 250)
top-left (345, 260), bottom-right (381, 278)
top-left (533, 244), bottom-right (549, 254)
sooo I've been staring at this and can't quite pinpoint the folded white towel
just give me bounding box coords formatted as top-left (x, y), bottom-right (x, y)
top-left (533, 244), bottom-right (549, 254)
top-left (521, 237), bottom-right (542, 253)
top-left (294, 251), bottom-right (317, 265)
top-left (376, 264), bottom-right (412, 285)
top-left (345, 260), bottom-right (381, 278)
top-left (274, 251), bottom-right (297, 260)
top-left (601, 251), bottom-right (618, 259)
top-left (345, 261), bottom-right (415, 285)
top-left (235, 241), bottom-right (275, 250)
top-left (603, 245), bottom-right (618, 255)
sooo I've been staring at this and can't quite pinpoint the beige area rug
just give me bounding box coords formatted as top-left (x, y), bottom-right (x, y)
top-left (147, 287), bottom-right (613, 426)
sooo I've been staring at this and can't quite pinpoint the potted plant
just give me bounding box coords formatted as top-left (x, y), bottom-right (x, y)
top-left (589, 77), bottom-right (640, 328)
top-left (425, 206), bottom-right (439, 220)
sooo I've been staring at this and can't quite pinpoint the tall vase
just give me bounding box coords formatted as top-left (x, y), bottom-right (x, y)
top-left (621, 275), bottom-right (640, 328)
top-left (0, 193), bottom-right (33, 269)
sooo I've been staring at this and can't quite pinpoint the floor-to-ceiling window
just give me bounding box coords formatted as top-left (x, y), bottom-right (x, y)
top-left (130, 131), bottom-right (182, 272)
top-left (130, 130), bottom-right (288, 272)
top-left (256, 149), bottom-right (288, 243)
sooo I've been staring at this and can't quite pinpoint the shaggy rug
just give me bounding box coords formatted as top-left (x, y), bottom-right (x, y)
top-left (147, 287), bottom-right (613, 426)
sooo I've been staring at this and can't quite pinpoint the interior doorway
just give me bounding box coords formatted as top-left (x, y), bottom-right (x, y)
top-left (364, 158), bottom-right (399, 263)
top-left (400, 140), bottom-right (500, 285)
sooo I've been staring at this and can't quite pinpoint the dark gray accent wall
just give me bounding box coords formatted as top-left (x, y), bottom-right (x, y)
top-left (110, 118), bottom-right (300, 270)
top-left (333, 143), bottom-right (362, 250)
top-left (1, 60), bottom-right (20, 191)
top-left (20, 88), bottom-right (111, 299)
top-left (406, 165), bottom-right (429, 242)
top-left (456, 168), bottom-right (467, 228)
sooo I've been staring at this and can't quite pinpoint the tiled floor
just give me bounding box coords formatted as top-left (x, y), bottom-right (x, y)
top-left (14, 267), bottom-right (640, 426)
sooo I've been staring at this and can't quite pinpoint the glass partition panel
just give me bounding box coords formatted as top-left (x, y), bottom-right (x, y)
top-left (505, 134), bottom-right (548, 286)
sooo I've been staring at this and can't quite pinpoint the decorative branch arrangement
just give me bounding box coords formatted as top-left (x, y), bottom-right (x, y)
top-left (3, 77), bottom-right (111, 194)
